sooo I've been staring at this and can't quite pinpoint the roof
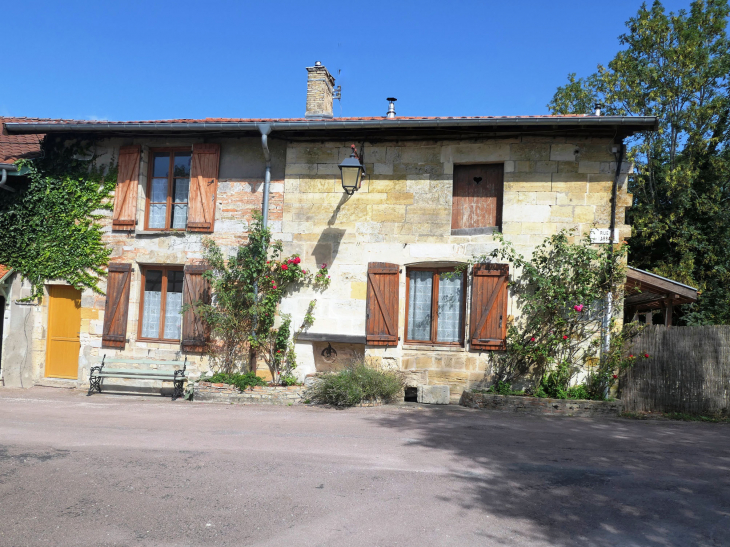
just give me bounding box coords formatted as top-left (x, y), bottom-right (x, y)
top-left (624, 267), bottom-right (698, 311)
top-left (0, 265), bottom-right (11, 282)
top-left (4, 114), bottom-right (659, 141)
top-left (0, 117), bottom-right (45, 166)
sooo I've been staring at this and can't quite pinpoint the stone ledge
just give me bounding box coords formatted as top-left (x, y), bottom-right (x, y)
top-left (459, 391), bottom-right (622, 417)
top-left (194, 382), bottom-right (305, 405)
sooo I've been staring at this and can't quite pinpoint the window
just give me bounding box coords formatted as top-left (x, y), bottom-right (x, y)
top-left (451, 163), bottom-right (504, 235)
top-left (405, 268), bottom-right (466, 345)
top-left (145, 149), bottom-right (192, 230)
top-left (138, 266), bottom-right (184, 342)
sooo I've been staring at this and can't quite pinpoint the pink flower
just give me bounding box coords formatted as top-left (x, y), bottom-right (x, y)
top-left (327, 276), bottom-right (330, 279)
top-left (287, 259), bottom-right (293, 264)
top-left (629, 354), bottom-right (634, 358)
top-left (644, 353), bottom-right (649, 358)
top-left (266, 261), bottom-right (270, 264)
top-left (612, 374), bottom-right (618, 379)
top-left (302, 270), bottom-right (307, 274)
top-left (281, 264), bottom-right (288, 270)
top-left (272, 285), bottom-right (277, 289)
top-left (321, 263), bottom-right (327, 268)
top-left (530, 337), bottom-right (536, 342)
top-left (574, 304), bottom-right (584, 312)
top-left (563, 335), bottom-right (568, 340)
top-left (293, 257), bottom-right (301, 264)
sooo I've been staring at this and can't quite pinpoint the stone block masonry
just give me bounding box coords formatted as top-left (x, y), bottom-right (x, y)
top-left (279, 136), bottom-right (631, 398)
top-left (194, 383), bottom-right (305, 404)
top-left (460, 391), bottom-right (623, 417)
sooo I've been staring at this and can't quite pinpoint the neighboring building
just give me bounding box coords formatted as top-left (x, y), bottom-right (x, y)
top-left (2, 64), bottom-right (657, 399)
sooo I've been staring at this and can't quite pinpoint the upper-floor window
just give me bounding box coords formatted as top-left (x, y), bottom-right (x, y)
top-left (451, 163), bottom-right (504, 236)
top-left (405, 267), bottom-right (466, 346)
top-left (146, 149), bottom-right (192, 230)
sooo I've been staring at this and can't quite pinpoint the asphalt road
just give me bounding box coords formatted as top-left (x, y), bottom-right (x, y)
top-left (0, 387), bottom-right (728, 547)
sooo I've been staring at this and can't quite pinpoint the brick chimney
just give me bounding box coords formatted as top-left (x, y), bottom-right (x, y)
top-left (305, 61), bottom-right (336, 118)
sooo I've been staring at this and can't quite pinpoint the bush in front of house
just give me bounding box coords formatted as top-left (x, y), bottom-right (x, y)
top-left (306, 363), bottom-right (404, 407)
top-left (200, 372), bottom-right (267, 391)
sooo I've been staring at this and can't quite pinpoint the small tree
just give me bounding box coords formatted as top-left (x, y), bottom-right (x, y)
top-left (474, 229), bottom-right (642, 399)
top-left (196, 212), bottom-right (329, 381)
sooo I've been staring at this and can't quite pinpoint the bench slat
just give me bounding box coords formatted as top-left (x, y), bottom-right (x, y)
top-left (101, 359), bottom-right (186, 366)
top-left (99, 368), bottom-right (183, 375)
top-left (97, 375), bottom-right (186, 381)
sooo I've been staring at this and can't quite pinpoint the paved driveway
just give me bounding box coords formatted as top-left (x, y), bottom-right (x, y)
top-left (0, 387), bottom-right (728, 547)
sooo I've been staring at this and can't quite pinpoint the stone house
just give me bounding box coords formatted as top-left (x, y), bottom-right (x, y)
top-left (1, 63), bottom-right (656, 399)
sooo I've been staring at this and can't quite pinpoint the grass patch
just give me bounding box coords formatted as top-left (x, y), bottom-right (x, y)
top-left (306, 362), bottom-right (404, 407)
top-left (200, 372), bottom-right (268, 391)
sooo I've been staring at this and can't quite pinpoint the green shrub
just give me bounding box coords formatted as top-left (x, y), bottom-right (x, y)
top-left (201, 371), bottom-right (267, 391)
top-left (306, 363), bottom-right (404, 407)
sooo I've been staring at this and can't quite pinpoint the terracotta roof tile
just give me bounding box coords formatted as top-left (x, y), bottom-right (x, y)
top-left (0, 117), bottom-right (48, 164)
top-left (0, 265), bottom-right (10, 280)
top-left (5, 114), bottom-right (590, 127)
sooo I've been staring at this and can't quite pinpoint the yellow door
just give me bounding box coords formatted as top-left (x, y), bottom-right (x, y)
top-left (45, 285), bottom-right (81, 379)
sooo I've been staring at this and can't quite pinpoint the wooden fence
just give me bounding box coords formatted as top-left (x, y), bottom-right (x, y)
top-left (620, 325), bottom-right (730, 415)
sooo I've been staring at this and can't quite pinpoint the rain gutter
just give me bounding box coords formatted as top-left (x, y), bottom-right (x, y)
top-left (5, 117), bottom-right (660, 134)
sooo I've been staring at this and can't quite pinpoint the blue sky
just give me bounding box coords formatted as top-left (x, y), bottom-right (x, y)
top-left (2, 0), bottom-right (692, 121)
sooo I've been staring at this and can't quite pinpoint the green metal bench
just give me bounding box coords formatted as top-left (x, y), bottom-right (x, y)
top-left (88, 355), bottom-right (188, 400)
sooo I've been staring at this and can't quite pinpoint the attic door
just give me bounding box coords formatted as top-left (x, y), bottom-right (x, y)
top-left (451, 164), bottom-right (503, 234)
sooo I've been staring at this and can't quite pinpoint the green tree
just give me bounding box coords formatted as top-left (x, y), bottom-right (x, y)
top-left (548, 0), bottom-right (730, 324)
top-left (0, 136), bottom-right (117, 301)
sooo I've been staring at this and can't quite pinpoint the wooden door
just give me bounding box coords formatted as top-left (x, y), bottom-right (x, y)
top-left (451, 164), bottom-right (503, 232)
top-left (45, 285), bottom-right (81, 379)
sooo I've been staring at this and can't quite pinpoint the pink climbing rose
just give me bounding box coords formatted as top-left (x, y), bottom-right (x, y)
top-left (574, 304), bottom-right (584, 312)
top-left (293, 257), bottom-right (301, 264)
top-left (530, 337), bottom-right (536, 342)
top-left (281, 264), bottom-right (288, 270)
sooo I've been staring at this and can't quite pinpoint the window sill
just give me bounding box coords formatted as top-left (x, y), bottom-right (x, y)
top-left (451, 227), bottom-right (500, 236)
top-left (135, 230), bottom-right (187, 236)
top-left (136, 338), bottom-right (182, 345)
top-left (402, 344), bottom-right (465, 352)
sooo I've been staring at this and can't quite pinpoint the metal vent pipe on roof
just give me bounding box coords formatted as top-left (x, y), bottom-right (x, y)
top-left (386, 98), bottom-right (397, 118)
top-left (594, 103), bottom-right (603, 116)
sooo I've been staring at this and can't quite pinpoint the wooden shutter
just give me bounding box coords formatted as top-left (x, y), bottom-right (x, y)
top-left (452, 163), bottom-right (503, 233)
top-left (469, 263), bottom-right (509, 350)
top-left (112, 145), bottom-right (141, 230)
top-left (101, 263), bottom-right (133, 349)
top-left (187, 143), bottom-right (220, 232)
top-left (182, 265), bottom-right (210, 351)
top-left (366, 262), bottom-right (400, 346)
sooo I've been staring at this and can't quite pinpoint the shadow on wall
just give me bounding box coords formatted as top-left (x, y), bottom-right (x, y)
top-left (368, 408), bottom-right (730, 546)
top-left (312, 227), bottom-right (346, 270)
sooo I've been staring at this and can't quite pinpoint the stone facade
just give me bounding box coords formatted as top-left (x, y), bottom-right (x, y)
top-left (1, 131), bottom-right (631, 402)
top-left (279, 137), bottom-right (631, 401)
top-left (460, 390), bottom-right (623, 417)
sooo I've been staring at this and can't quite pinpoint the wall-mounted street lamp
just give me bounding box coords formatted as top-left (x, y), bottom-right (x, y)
top-left (338, 144), bottom-right (366, 195)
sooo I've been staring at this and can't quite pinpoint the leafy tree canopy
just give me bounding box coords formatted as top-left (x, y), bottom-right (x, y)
top-left (548, 0), bottom-right (730, 324)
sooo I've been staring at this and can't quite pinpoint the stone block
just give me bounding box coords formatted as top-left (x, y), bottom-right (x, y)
top-left (549, 206), bottom-right (575, 222)
top-left (573, 206), bottom-right (595, 223)
top-left (510, 143), bottom-right (550, 161)
top-left (372, 205), bottom-right (406, 222)
top-left (556, 193), bottom-right (586, 206)
top-left (550, 144), bottom-right (579, 162)
top-left (350, 282), bottom-right (367, 300)
top-left (417, 385), bottom-right (450, 405)
top-left (502, 204), bottom-right (551, 223)
top-left (535, 192), bottom-right (557, 205)
top-left (557, 161), bottom-right (578, 173)
top-left (373, 163), bottom-right (393, 175)
top-left (299, 179), bottom-right (337, 193)
top-left (399, 370), bottom-right (428, 387)
top-left (369, 180), bottom-right (407, 193)
top-left (387, 192), bottom-right (415, 204)
top-left (587, 181), bottom-right (613, 193)
top-left (451, 142), bottom-right (511, 162)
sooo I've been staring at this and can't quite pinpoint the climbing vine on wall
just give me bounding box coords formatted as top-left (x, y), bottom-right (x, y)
top-left (0, 136), bottom-right (117, 301)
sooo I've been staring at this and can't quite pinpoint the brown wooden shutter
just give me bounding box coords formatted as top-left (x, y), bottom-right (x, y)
top-left (366, 262), bottom-right (400, 346)
top-left (112, 145), bottom-right (141, 230)
top-left (101, 263), bottom-right (133, 349)
top-left (182, 265), bottom-right (210, 351)
top-left (469, 263), bottom-right (509, 350)
top-left (451, 163), bottom-right (503, 233)
top-left (187, 143), bottom-right (220, 232)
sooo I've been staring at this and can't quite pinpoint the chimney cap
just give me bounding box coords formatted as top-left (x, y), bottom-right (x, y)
top-left (387, 97), bottom-right (397, 102)
top-left (314, 61), bottom-right (322, 67)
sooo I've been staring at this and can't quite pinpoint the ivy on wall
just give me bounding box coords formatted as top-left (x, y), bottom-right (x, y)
top-left (0, 136), bottom-right (117, 301)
